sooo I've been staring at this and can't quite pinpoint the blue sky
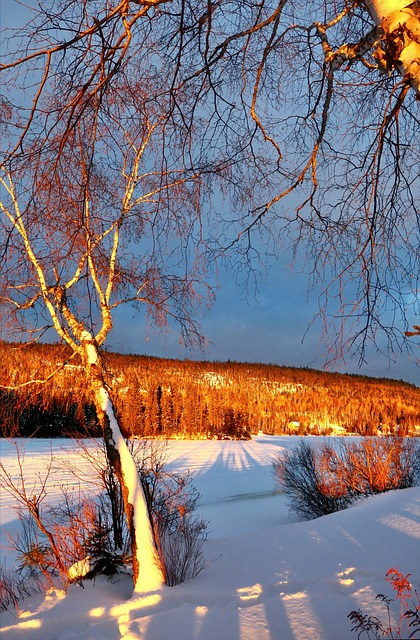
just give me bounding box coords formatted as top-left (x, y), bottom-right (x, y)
top-left (109, 256), bottom-right (420, 385)
top-left (2, 2), bottom-right (418, 386)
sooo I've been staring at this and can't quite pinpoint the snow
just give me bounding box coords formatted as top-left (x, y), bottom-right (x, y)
top-left (99, 389), bottom-right (164, 592)
top-left (1, 436), bottom-right (419, 640)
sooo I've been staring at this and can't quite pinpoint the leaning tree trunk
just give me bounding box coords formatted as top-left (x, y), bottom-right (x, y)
top-left (363, 0), bottom-right (420, 96)
top-left (80, 335), bottom-right (165, 594)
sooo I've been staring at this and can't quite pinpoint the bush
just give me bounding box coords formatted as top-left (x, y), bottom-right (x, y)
top-left (348, 567), bottom-right (420, 639)
top-left (273, 440), bottom-right (354, 519)
top-left (1, 439), bottom-right (207, 604)
top-left (273, 437), bottom-right (420, 520)
top-left (330, 437), bottom-right (420, 495)
top-left (81, 439), bottom-right (208, 585)
top-left (0, 566), bottom-right (34, 612)
top-left (9, 495), bottom-right (120, 590)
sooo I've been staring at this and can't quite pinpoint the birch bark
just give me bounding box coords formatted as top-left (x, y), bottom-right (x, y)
top-left (363, 0), bottom-right (420, 95)
top-left (81, 335), bottom-right (165, 594)
top-left (0, 172), bottom-right (166, 594)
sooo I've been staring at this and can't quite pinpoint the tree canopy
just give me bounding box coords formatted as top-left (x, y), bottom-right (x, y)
top-left (0, 0), bottom-right (419, 594)
top-left (1, 0), bottom-right (419, 364)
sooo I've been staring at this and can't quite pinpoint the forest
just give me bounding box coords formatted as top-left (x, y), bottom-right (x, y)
top-left (0, 341), bottom-right (418, 440)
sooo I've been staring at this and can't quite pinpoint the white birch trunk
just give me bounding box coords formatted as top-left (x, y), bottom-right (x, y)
top-left (81, 334), bottom-right (165, 594)
top-left (363, 0), bottom-right (420, 96)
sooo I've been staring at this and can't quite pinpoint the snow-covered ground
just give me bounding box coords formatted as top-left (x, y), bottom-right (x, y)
top-left (0, 436), bottom-right (419, 640)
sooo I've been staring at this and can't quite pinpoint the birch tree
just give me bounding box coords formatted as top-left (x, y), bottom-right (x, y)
top-left (1, 0), bottom-right (419, 593)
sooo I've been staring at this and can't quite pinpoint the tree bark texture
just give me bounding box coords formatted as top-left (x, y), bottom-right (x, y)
top-left (81, 337), bottom-right (165, 594)
top-left (363, 0), bottom-right (420, 95)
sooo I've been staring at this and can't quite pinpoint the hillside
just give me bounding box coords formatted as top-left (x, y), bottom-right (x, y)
top-left (0, 341), bottom-right (419, 438)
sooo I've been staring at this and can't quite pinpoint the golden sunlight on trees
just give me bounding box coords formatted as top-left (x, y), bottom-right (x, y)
top-left (1, 0), bottom-right (419, 593)
top-left (1, 343), bottom-right (419, 439)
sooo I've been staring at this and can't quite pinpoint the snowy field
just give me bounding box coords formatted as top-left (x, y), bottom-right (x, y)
top-left (0, 436), bottom-right (419, 640)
